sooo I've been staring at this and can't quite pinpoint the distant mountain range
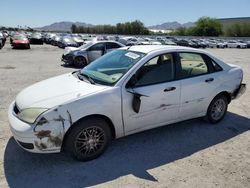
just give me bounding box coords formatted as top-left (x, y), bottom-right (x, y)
top-left (35, 21), bottom-right (94, 31)
top-left (148, 21), bottom-right (195, 30)
top-left (35, 21), bottom-right (195, 32)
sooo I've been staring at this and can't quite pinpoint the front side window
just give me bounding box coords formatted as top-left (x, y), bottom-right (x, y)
top-left (135, 53), bottom-right (175, 87)
top-left (179, 53), bottom-right (208, 78)
top-left (89, 43), bottom-right (105, 51)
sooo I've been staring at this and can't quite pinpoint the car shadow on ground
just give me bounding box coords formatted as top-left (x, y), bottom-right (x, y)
top-left (4, 112), bottom-right (250, 188)
top-left (60, 63), bottom-right (81, 69)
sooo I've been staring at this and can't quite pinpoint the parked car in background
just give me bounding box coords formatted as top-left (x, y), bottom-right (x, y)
top-left (144, 38), bottom-right (162, 45)
top-left (62, 41), bottom-right (125, 67)
top-left (29, 33), bottom-right (43, 45)
top-left (176, 39), bottom-right (189, 47)
top-left (227, 40), bottom-right (247, 48)
top-left (207, 40), bottom-right (217, 48)
top-left (8, 45), bottom-right (245, 161)
top-left (51, 35), bottom-right (61, 46)
top-left (246, 41), bottom-right (250, 48)
top-left (57, 37), bottom-right (78, 49)
top-left (158, 39), bottom-right (177, 45)
top-left (118, 37), bottom-right (138, 46)
top-left (11, 35), bottom-right (30, 49)
top-left (72, 36), bottom-right (84, 46)
top-left (0, 32), bottom-right (5, 49)
top-left (191, 39), bottom-right (206, 48)
top-left (44, 33), bottom-right (56, 44)
top-left (0, 39), bottom-right (3, 49)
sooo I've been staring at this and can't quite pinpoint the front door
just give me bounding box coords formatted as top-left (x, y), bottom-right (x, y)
top-left (122, 53), bottom-right (181, 135)
top-left (87, 43), bottom-right (105, 62)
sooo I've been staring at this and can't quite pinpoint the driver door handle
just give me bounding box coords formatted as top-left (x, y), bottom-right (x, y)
top-left (205, 78), bottom-right (214, 83)
top-left (164, 87), bottom-right (176, 92)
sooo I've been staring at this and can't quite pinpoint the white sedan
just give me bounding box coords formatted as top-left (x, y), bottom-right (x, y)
top-left (8, 45), bottom-right (246, 161)
top-left (227, 40), bottom-right (247, 48)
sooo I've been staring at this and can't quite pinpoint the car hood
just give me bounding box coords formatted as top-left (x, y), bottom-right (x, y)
top-left (64, 47), bottom-right (79, 55)
top-left (15, 73), bottom-right (108, 109)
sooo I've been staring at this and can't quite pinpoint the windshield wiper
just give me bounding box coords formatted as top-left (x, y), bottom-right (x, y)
top-left (78, 72), bottom-right (95, 85)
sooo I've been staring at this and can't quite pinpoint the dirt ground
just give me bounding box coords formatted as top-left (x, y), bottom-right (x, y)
top-left (0, 42), bottom-right (249, 188)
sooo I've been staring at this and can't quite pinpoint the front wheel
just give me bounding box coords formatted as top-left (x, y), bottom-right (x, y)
top-left (64, 117), bottom-right (112, 161)
top-left (74, 56), bottom-right (87, 68)
top-left (206, 95), bottom-right (228, 124)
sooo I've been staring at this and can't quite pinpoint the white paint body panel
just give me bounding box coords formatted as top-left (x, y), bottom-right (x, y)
top-left (8, 45), bottom-right (244, 153)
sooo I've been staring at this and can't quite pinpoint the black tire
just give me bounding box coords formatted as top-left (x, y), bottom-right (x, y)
top-left (64, 117), bottom-right (112, 161)
top-left (205, 95), bottom-right (228, 124)
top-left (74, 56), bottom-right (87, 68)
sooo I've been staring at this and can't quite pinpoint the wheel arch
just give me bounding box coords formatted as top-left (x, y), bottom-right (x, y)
top-left (215, 91), bottom-right (231, 104)
top-left (73, 54), bottom-right (88, 64)
top-left (61, 114), bottom-right (116, 151)
top-left (207, 91), bottom-right (231, 114)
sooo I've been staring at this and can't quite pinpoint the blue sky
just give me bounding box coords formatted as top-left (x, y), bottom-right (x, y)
top-left (1, 0), bottom-right (250, 27)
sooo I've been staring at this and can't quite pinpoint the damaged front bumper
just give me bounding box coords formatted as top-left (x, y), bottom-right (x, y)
top-left (61, 54), bottom-right (74, 65)
top-left (8, 101), bottom-right (71, 153)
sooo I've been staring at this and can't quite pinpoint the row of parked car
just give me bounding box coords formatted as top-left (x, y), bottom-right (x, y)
top-left (0, 31), bottom-right (8, 49)
top-left (0, 32), bottom-right (250, 49)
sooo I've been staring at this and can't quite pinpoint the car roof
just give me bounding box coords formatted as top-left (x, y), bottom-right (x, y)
top-left (120, 45), bottom-right (198, 54)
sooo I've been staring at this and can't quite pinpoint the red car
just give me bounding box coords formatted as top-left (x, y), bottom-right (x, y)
top-left (11, 35), bottom-right (30, 49)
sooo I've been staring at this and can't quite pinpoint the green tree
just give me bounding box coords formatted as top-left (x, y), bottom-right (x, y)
top-left (194, 17), bottom-right (223, 36)
top-left (71, 24), bottom-right (77, 33)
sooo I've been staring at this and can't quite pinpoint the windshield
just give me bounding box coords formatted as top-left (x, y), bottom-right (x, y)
top-left (80, 49), bottom-right (145, 86)
top-left (79, 42), bottom-right (94, 49)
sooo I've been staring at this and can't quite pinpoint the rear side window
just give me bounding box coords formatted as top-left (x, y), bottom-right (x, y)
top-left (211, 59), bottom-right (223, 72)
top-left (179, 53), bottom-right (208, 78)
top-left (106, 42), bottom-right (121, 49)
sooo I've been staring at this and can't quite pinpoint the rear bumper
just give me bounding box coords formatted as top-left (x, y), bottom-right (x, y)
top-left (12, 43), bottom-right (30, 48)
top-left (232, 83), bottom-right (246, 99)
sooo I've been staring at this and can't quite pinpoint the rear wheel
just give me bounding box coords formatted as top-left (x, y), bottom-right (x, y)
top-left (74, 56), bottom-right (87, 68)
top-left (206, 95), bottom-right (228, 123)
top-left (64, 117), bottom-right (112, 161)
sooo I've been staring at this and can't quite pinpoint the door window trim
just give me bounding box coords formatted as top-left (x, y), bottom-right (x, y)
top-left (130, 52), bottom-right (178, 88)
top-left (175, 52), bottom-right (216, 80)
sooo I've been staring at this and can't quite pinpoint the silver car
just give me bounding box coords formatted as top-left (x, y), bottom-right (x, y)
top-left (62, 41), bottom-right (125, 67)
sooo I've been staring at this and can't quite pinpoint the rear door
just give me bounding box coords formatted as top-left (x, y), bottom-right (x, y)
top-left (177, 52), bottom-right (223, 119)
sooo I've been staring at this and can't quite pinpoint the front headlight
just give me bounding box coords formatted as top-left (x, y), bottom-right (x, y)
top-left (17, 108), bottom-right (48, 124)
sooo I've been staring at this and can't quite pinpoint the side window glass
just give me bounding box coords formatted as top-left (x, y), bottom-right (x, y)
top-left (106, 43), bottom-right (121, 49)
top-left (89, 43), bottom-right (104, 51)
top-left (179, 53), bottom-right (208, 78)
top-left (211, 60), bottom-right (222, 72)
top-left (135, 53), bottom-right (175, 87)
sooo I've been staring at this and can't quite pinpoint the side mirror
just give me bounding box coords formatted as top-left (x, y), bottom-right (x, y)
top-left (132, 95), bottom-right (141, 113)
top-left (126, 88), bottom-right (149, 114)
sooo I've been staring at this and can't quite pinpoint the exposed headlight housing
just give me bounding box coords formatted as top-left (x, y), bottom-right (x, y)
top-left (17, 108), bottom-right (48, 124)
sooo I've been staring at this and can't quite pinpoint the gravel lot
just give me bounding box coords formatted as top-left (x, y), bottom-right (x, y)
top-left (0, 42), bottom-right (249, 188)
